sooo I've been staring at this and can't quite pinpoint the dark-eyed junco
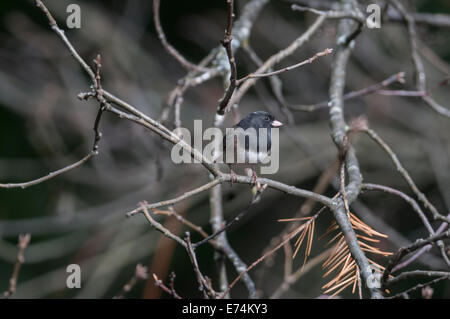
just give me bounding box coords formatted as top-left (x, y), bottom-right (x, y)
top-left (219, 111), bottom-right (283, 185)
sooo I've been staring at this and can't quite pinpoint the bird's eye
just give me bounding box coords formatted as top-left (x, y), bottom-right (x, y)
top-left (265, 116), bottom-right (270, 121)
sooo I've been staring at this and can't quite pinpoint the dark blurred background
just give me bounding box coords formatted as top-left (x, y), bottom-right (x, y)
top-left (0, 0), bottom-right (449, 298)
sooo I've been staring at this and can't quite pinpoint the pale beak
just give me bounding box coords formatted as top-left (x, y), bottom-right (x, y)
top-left (271, 120), bottom-right (283, 127)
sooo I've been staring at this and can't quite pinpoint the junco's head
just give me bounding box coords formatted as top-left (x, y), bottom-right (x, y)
top-left (236, 111), bottom-right (283, 130)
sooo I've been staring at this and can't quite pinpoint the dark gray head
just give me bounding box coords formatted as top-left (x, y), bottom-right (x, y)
top-left (236, 111), bottom-right (283, 130)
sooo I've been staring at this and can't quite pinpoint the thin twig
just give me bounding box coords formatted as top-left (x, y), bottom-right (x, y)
top-left (153, 0), bottom-right (208, 72)
top-left (160, 49), bottom-right (219, 125)
top-left (220, 207), bottom-right (326, 298)
top-left (388, 0), bottom-right (450, 118)
top-left (374, 90), bottom-right (426, 97)
top-left (209, 182), bottom-right (230, 298)
top-left (237, 48), bottom-right (333, 84)
top-left (289, 72), bottom-right (405, 112)
top-left (291, 0), bottom-right (450, 27)
top-left (217, 0), bottom-right (238, 115)
top-left (386, 270), bottom-right (450, 287)
top-left (185, 232), bottom-right (216, 298)
top-left (35, 0), bottom-right (220, 177)
top-left (4, 234), bottom-right (31, 299)
top-left (0, 153), bottom-right (96, 189)
top-left (361, 126), bottom-right (449, 224)
top-left (140, 203), bottom-right (187, 249)
top-left (382, 229), bottom-right (450, 287)
top-left (339, 136), bottom-right (350, 216)
top-left (327, 0), bottom-right (382, 299)
top-left (127, 179), bottom-right (221, 217)
top-left (291, 4), bottom-right (365, 23)
top-left (270, 248), bottom-right (332, 299)
top-left (361, 183), bottom-right (435, 235)
top-left (392, 214), bottom-right (450, 273)
top-left (152, 273), bottom-right (182, 299)
top-left (145, 198), bottom-right (258, 298)
top-left (154, 207), bottom-right (209, 239)
top-left (113, 264), bottom-right (149, 299)
top-left (209, 182), bottom-right (257, 298)
top-left (386, 276), bottom-right (449, 299)
top-left (193, 185), bottom-right (267, 249)
top-left (292, 2), bottom-right (364, 45)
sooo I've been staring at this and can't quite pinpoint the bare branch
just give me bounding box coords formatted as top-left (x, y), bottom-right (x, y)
top-left (387, 276), bottom-right (449, 299)
top-left (374, 90), bottom-right (426, 97)
top-left (290, 72), bottom-right (405, 112)
top-left (386, 270), bottom-right (450, 287)
top-left (127, 179), bottom-right (221, 217)
top-left (148, 199), bottom-right (258, 298)
top-left (237, 48), bottom-right (333, 84)
top-left (392, 215), bottom-right (450, 273)
top-left (1, 53), bottom-right (106, 190)
top-left (152, 273), bottom-right (182, 299)
top-left (222, 15), bottom-right (326, 114)
top-left (388, 0), bottom-right (450, 118)
top-left (153, 0), bottom-right (208, 72)
top-left (193, 184), bottom-right (267, 249)
top-left (4, 234), bottom-right (31, 299)
top-left (208, 181), bottom-right (257, 298)
top-left (140, 203), bottom-right (187, 249)
top-left (327, 0), bottom-right (382, 299)
top-left (154, 207), bottom-right (209, 239)
top-left (382, 229), bottom-right (450, 287)
top-left (360, 126), bottom-right (449, 223)
top-left (217, 0), bottom-right (238, 116)
top-left (291, 0), bottom-right (450, 27)
top-left (34, 0), bottom-right (221, 178)
top-left (270, 248), bottom-right (332, 299)
top-left (0, 153), bottom-right (96, 189)
top-left (34, 0), bottom-right (97, 86)
top-left (291, 4), bottom-right (364, 23)
top-left (219, 207), bottom-right (325, 298)
top-left (361, 183), bottom-right (435, 235)
top-left (185, 232), bottom-right (216, 298)
top-left (113, 264), bottom-right (149, 299)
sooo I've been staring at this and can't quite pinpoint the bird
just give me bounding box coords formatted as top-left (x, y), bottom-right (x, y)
top-left (217, 111), bottom-right (283, 188)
